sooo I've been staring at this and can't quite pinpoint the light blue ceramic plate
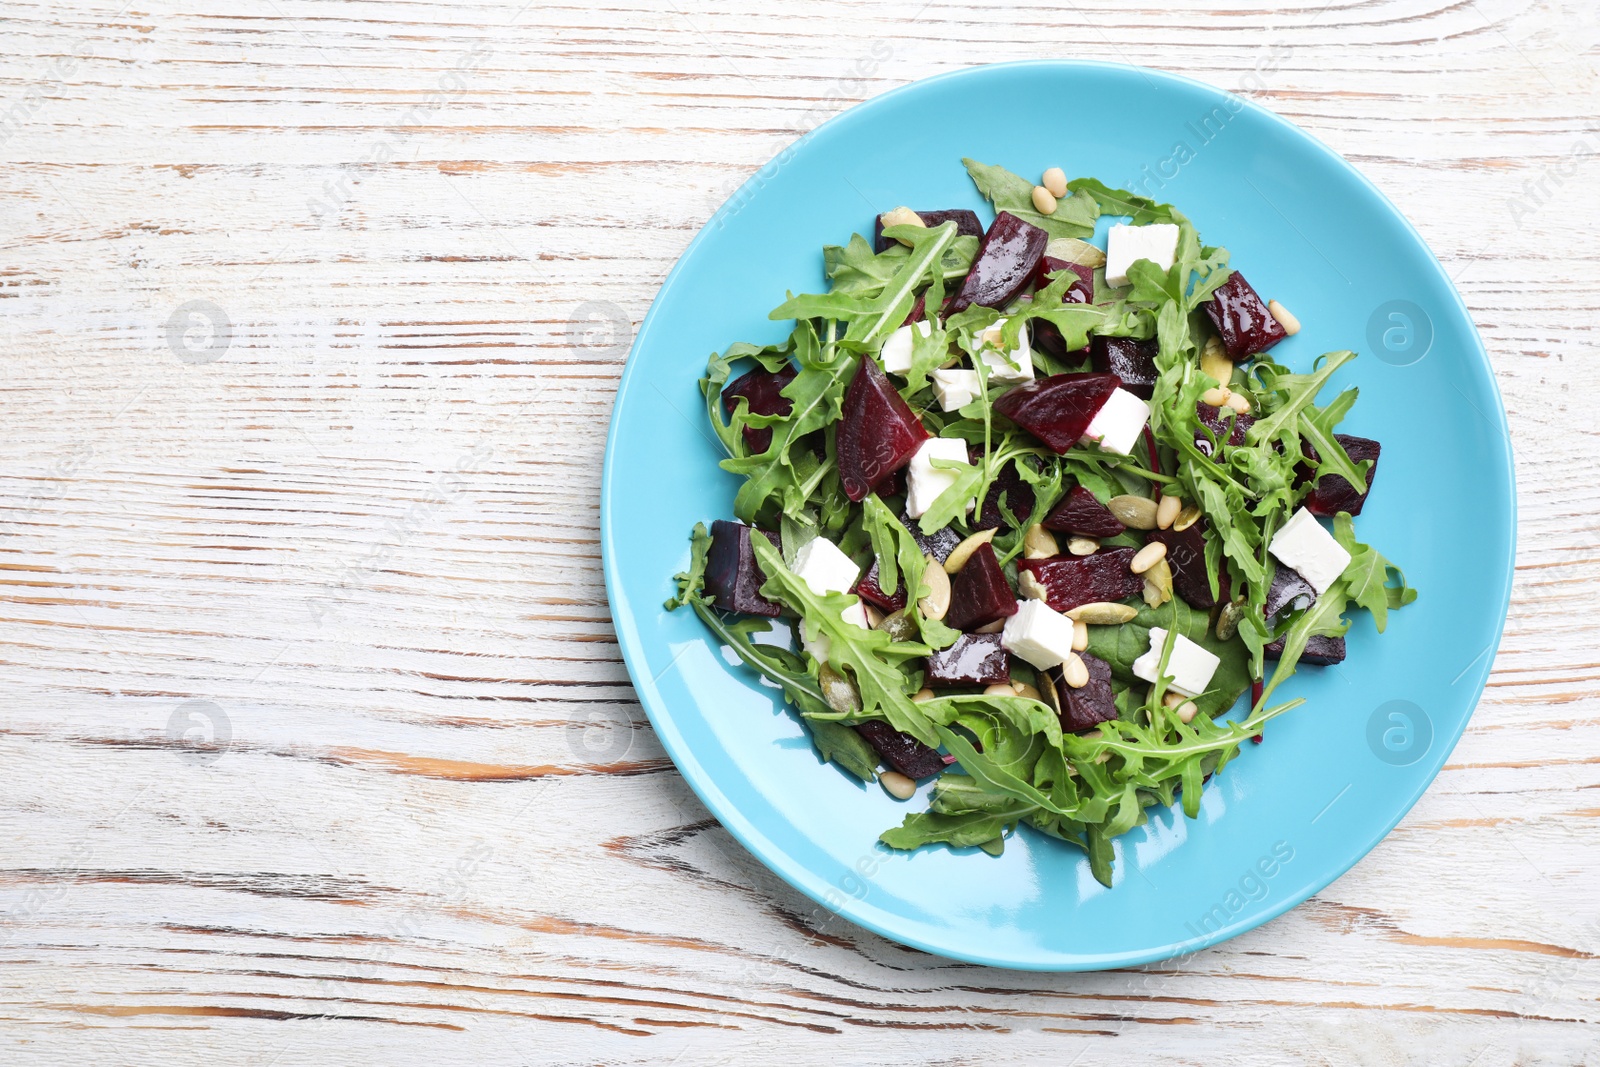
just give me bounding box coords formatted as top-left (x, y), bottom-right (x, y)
top-left (600, 61), bottom-right (1514, 970)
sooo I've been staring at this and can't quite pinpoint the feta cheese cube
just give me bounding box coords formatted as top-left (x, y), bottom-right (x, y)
top-left (1001, 599), bottom-right (1079, 670)
top-left (792, 536), bottom-right (860, 597)
top-left (1268, 507), bottom-right (1352, 594)
top-left (1132, 626), bottom-right (1222, 698)
top-left (976, 319), bottom-right (1034, 383)
top-left (1081, 387), bottom-right (1151, 455)
top-left (931, 368), bottom-right (981, 412)
top-left (1105, 223), bottom-right (1180, 288)
top-left (905, 437), bottom-right (971, 519)
top-left (878, 320), bottom-right (932, 375)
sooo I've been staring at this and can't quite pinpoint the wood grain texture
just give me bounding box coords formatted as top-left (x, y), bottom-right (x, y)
top-left (2, 0), bottom-right (1597, 1062)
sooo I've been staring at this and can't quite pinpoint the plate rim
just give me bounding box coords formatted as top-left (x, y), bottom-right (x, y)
top-left (599, 59), bottom-right (1517, 971)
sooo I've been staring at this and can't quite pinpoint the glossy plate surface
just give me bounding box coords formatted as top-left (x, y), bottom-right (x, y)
top-left (600, 61), bottom-right (1514, 970)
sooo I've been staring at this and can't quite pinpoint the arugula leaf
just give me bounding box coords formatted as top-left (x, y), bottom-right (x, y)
top-left (1332, 512), bottom-right (1418, 633)
top-left (808, 719), bottom-right (881, 782)
top-left (749, 534), bottom-right (941, 747)
top-left (964, 158), bottom-right (1099, 238)
top-left (881, 810), bottom-right (1018, 851)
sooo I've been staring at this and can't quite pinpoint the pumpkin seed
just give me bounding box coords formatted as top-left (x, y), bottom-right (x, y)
top-left (944, 529), bottom-right (997, 574)
top-left (818, 664), bottom-right (861, 714)
top-left (1066, 602), bottom-right (1140, 625)
top-left (1173, 503), bottom-right (1203, 532)
top-left (1013, 682), bottom-right (1042, 702)
top-left (918, 556), bottom-right (951, 621)
top-left (1023, 524), bottom-right (1059, 560)
top-left (1216, 599), bottom-right (1246, 641)
top-left (1017, 570), bottom-right (1050, 602)
top-left (1108, 494), bottom-right (1159, 530)
top-left (879, 608), bottom-right (919, 642)
top-left (1067, 536), bottom-right (1100, 556)
top-left (1142, 557), bottom-right (1173, 608)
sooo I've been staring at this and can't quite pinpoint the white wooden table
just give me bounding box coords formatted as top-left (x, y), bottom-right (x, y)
top-left (3, 1), bottom-right (1597, 1062)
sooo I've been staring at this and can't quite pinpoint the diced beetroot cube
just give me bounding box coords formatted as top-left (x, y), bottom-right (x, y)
top-left (1145, 523), bottom-right (1228, 610)
top-left (874, 467), bottom-right (904, 500)
top-left (923, 632), bottom-right (1011, 687)
top-left (1194, 401), bottom-right (1255, 457)
top-left (1265, 562), bottom-right (1316, 621)
top-left (705, 520), bottom-right (783, 617)
top-left (837, 354), bottom-right (929, 501)
top-left (1265, 634), bottom-right (1346, 666)
top-left (995, 373), bottom-right (1121, 454)
top-left (854, 560), bottom-right (908, 613)
top-left (944, 542), bottom-right (1020, 632)
top-left (855, 720), bottom-right (947, 779)
top-left (971, 451), bottom-right (1036, 531)
top-left (1016, 548), bottom-right (1142, 612)
top-left (1052, 651), bottom-right (1119, 733)
top-left (1042, 485), bottom-right (1125, 538)
top-left (1090, 336), bottom-right (1159, 400)
top-left (902, 292), bottom-right (927, 327)
top-left (872, 209), bottom-right (984, 254)
top-left (947, 211), bottom-right (1049, 316)
top-left (907, 516), bottom-right (962, 564)
top-left (1301, 434), bottom-right (1381, 517)
top-left (1204, 272), bottom-right (1287, 361)
top-left (1030, 258), bottom-right (1094, 361)
top-left (721, 366), bottom-right (796, 454)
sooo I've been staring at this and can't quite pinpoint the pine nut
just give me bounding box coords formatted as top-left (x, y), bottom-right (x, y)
top-left (1173, 503), bottom-right (1203, 532)
top-left (1268, 299), bottom-right (1301, 336)
top-left (1224, 391), bottom-right (1252, 414)
top-left (1032, 185), bottom-right (1058, 215)
top-left (944, 529), bottom-right (997, 574)
top-left (1131, 541), bottom-right (1168, 575)
top-left (918, 555), bottom-right (951, 621)
top-left (1017, 570), bottom-right (1049, 602)
top-left (1177, 700), bottom-right (1200, 724)
top-left (1200, 335), bottom-right (1233, 385)
top-left (974, 618), bottom-right (1006, 634)
top-left (1163, 690), bottom-right (1186, 709)
top-left (1067, 536), bottom-right (1099, 556)
top-left (912, 687), bottom-right (936, 703)
top-left (880, 770), bottom-right (917, 800)
top-left (1023, 524), bottom-right (1059, 560)
top-left (1201, 386), bottom-right (1233, 408)
top-left (880, 206), bottom-right (925, 247)
top-left (1060, 653), bottom-right (1090, 689)
top-left (1042, 167), bottom-right (1068, 198)
top-left (1108, 494), bottom-right (1159, 530)
top-left (1072, 620), bottom-right (1089, 652)
top-left (984, 682), bottom-right (1020, 697)
top-left (1156, 494), bottom-right (1182, 530)
top-left (1066, 602), bottom-right (1140, 625)
top-left (1013, 682), bottom-right (1042, 702)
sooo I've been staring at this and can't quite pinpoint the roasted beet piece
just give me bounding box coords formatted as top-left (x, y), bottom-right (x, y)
top-left (837, 353), bottom-right (929, 501)
top-left (972, 454), bottom-right (1036, 531)
top-left (872, 208), bottom-right (984, 253)
top-left (1090, 336), bottom-right (1159, 400)
top-left (1302, 434), bottom-right (1381, 517)
top-left (1146, 523), bottom-right (1228, 610)
top-left (1052, 651), bottom-right (1119, 733)
top-left (947, 211), bottom-right (1049, 316)
top-left (855, 720), bottom-right (948, 779)
top-left (1204, 272), bottom-right (1287, 361)
top-left (945, 543), bottom-right (1019, 632)
top-left (907, 516), bottom-right (962, 564)
top-left (1016, 548), bottom-right (1142, 613)
top-left (721, 366), bottom-right (796, 454)
top-left (854, 560), bottom-right (908, 613)
top-left (1042, 485), bottom-right (1125, 538)
top-left (1029, 258), bottom-right (1095, 361)
top-left (995, 373), bottom-right (1121, 454)
top-left (1265, 562), bottom-right (1316, 621)
top-left (1265, 634), bottom-right (1347, 666)
top-left (874, 467), bottom-right (904, 500)
top-left (1194, 401), bottom-right (1255, 457)
top-left (705, 520), bottom-right (783, 617)
top-left (923, 632), bottom-right (1011, 687)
